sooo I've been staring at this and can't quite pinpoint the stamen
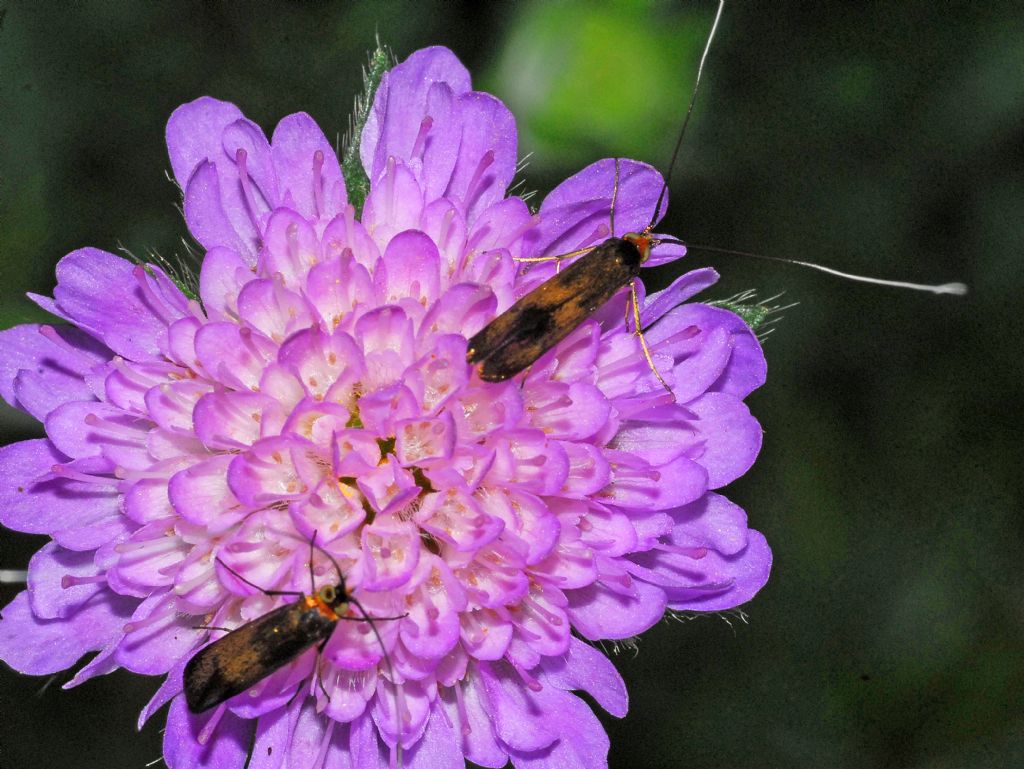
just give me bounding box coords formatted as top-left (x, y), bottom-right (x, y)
top-left (61, 573), bottom-right (107, 589)
top-left (383, 156), bottom-right (397, 217)
top-left (132, 266), bottom-right (178, 325)
top-left (83, 413), bottom-right (147, 442)
top-left (197, 704), bottom-right (227, 746)
top-left (158, 382), bottom-right (196, 411)
top-left (505, 212), bottom-right (542, 246)
top-left (113, 465), bottom-right (175, 482)
top-left (234, 148), bottom-right (263, 232)
top-left (109, 357), bottom-right (160, 388)
top-left (313, 717), bottom-right (336, 769)
top-left (410, 115), bottom-right (433, 160)
top-left (122, 600), bottom-right (177, 634)
top-left (423, 595), bottom-right (440, 622)
top-left (48, 464), bottom-right (118, 487)
top-left (509, 617), bottom-right (541, 642)
top-left (224, 540), bottom-right (263, 554)
top-left (312, 150), bottom-right (326, 219)
top-left (115, 537), bottom-right (180, 557)
top-left (37, 325), bottom-right (97, 366)
top-left (172, 568), bottom-right (213, 596)
top-left (438, 207), bottom-right (456, 251)
top-left (187, 298), bottom-right (207, 322)
top-left (603, 572), bottom-right (633, 590)
top-left (343, 203), bottom-right (357, 244)
top-left (510, 661), bottom-right (543, 692)
top-left (523, 596), bottom-right (563, 626)
top-left (453, 681), bottom-right (471, 736)
top-left (653, 543), bottom-right (709, 559)
top-left (463, 150), bottom-right (495, 208)
top-left (237, 325), bottom-right (268, 363)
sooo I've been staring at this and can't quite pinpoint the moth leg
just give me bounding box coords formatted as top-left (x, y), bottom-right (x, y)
top-left (512, 157), bottom-right (619, 278)
top-left (514, 244), bottom-right (594, 275)
top-left (191, 624), bottom-right (232, 632)
top-left (630, 279), bottom-right (675, 400)
top-left (609, 157), bottom-right (620, 236)
top-left (315, 646), bottom-right (332, 704)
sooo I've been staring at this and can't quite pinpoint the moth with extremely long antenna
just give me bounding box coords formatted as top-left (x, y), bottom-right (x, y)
top-left (183, 536), bottom-right (404, 714)
top-left (467, 0), bottom-right (965, 387)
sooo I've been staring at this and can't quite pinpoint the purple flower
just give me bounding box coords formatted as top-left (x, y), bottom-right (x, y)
top-left (0, 47), bottom-right (770, 768)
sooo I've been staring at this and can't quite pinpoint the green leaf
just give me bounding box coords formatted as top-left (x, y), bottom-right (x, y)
top-left (342, 42), bottom-right (391, 218)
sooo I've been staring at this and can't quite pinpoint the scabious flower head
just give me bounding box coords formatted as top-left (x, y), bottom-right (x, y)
top-left (0, 47), bottom-right (770, 768)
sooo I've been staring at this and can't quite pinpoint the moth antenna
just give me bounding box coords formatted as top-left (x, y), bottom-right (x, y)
top-left (348, 594), bottom-right (405, 769)
top-left (308, 533), bottom-right (317, 594)
top-left (648, 0), bottom-right (726, 231)
top-left (214, 557), bottom-right (302, 598)
top-left (308, 538), bottom-right (350, 595)
top-left (305, 535), bottom-right (406, 765)
top-left (668, 241), bottom-right (968, 296)
top-left (0, 569), bottom-right (27, 584)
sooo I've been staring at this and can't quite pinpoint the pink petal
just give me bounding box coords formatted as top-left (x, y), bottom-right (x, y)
top-left (362, 47), bottom-right (472, 188)
top-left (399, 556), bottom-right (467, 660)
top-left (505, 688), bottom-right (610, 769)
top-left (0, 324), bottom-right (108, 417)
top-left (453, 674), bottom-right (507, 767)
top-left (163, 695), bottom-right (253, 769)
top-left (27, 541), bottom-right (104, 619)
top-left (446, 91), bottom-right (517, 222)
top-left (661, 529), bottom-right (773, 612)
top-left (565, 578), bottom-right (667, 640)
top-left (540, 636), bottom-right (628, 718)
top-left (166, 96), bottom-right (244, 187)
top-left (198, 246), bottom-right (256, 321)
top-left (686, 392), bottom-right (763, 488)
top-left (478, 661), bottom-right (557, 752)
top-left (194, 321), bottom-right (276, 391)
top-left (374, 229), bottom-right (442, 308)
top-left (403, 704), bottom-right (464, 769)
top-left (257, 207), bottom-right (321, 289)
top-left (526, 158), bottom-right (666, 261)
top-left (52, 248), bottom-right (180, 361)
top-left (362, 160), bottom-right (425, 250)
top-left (0, 590), bottom-right (133, 675)
top-left (642, 267), bottom-right (719, 326)
top-left (271, 112), bottom-right (347, 220)
top-left (184, 160), bottom-right (256, 262)
top-left (236, 278), bottom-right (313, 344)
top-left (359, 517), bottom-right (421, 591)
top-left (667, 492), bottom-right (751, 556)
top-left (0, 439), bottom-right (119, 537)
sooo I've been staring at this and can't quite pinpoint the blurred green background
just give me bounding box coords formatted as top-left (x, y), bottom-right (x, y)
top-left (1, 1), bottom-right (1021, 768)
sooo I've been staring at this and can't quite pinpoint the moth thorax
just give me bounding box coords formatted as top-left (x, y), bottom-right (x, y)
top-left (622, 232), bottom-right (653, 263)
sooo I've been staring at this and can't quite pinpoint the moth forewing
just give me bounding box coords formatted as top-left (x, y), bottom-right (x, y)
top-left (184, 598), bottom-right (336, 713)
top-left (468, 237), bottom-right (644, 381)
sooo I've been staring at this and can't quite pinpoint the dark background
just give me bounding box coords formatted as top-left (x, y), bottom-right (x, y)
top-left (1, 2), bottom-right (1021, 768)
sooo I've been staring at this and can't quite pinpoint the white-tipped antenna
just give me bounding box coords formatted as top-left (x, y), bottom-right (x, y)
top-left (649, 0), bottom-right (726, 230)
top-left (670, 241), bottom-right (968, 296)
top-left (0, 570), bottom-right (28, 583)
